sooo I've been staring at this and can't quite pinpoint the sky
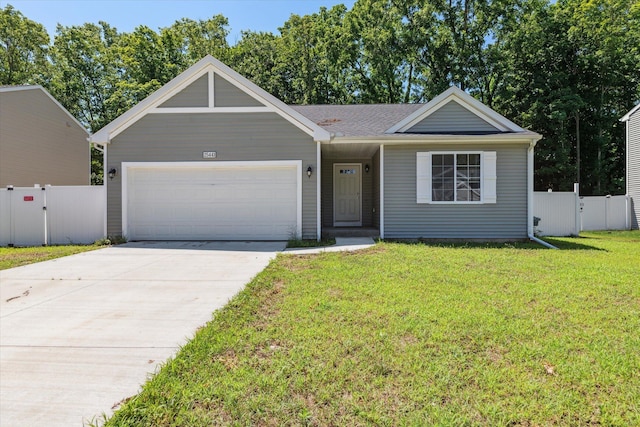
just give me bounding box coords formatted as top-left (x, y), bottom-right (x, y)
top-left (2, 0), bottom-right (356, 44)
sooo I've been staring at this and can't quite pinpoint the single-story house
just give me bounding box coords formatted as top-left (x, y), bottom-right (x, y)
top-left (90, 55), bottom-right (542, 241)
top-left (621, 103), bottom-right (640, 229)
top-left (0, 85), bottom-right (90, 187)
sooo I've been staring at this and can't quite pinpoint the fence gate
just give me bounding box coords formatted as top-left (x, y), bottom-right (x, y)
top-left (0, 186), bottom-right (105, 246)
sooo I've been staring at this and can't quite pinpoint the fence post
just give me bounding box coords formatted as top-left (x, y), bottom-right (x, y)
top-left (7, 186), bottom-right (14, 247)
top-left (42, 186), bottom-right (48, 246)
top-left (573, 183), bottom-right (580, 236)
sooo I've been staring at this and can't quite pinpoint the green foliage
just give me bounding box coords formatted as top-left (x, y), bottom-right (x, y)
top-left (286, 238), bottom-right (336, 248)
top-left (3, 1), bottom-right (639, 194)
top-left (494, 0), bottom-right (640, 193)
top-left (93, 235), bottom-right (127, 246)
top-left (0, 4), bottom-right (49, 85)
top-left (104, 231), bottom-right (640, 426)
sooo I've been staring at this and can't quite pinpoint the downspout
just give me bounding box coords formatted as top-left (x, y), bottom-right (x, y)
top-left (625, 119), bottom-right (631, 230)
top-left (527, 140), bottom-right (558, 249)
top-left (380, 144), bottom-right (384, 239)
top-left (317, 140), bottom-right (321, 241)
top-left (91, 138), bottom-right (108, 238)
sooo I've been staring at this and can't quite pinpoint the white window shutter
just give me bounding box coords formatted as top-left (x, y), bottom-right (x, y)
top-left (483, 151), bottom-right (497, 203)
top-left (416, 152), bottom-right (431, 203)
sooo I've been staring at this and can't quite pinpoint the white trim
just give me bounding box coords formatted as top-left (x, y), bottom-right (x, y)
top-left (416, 152), bottom-right (430, 203)
top-left (121, 160), bottom-right (302, 240)
top-left (333, 163), bottom-right (362, 226)
top-left (380, 145), bottom-right (385, 239)
top-left (527, 144), bottom-right (534, 236)
top-left (317, 141), bottom-right (321, 241)
top-left (150, 106), bottom-right (273, 114)
top-left (621, 103), bottom-right (640, 122)
top-left (626, 120), bottom-right (630, 196)
top-left (385, 86), bottom-right (526, 134)
top-left (0, 85), bottom-right (90, 136)
top-left (482, 151), bottom-right (497, 203)
top-left (90, 55), bottom-right (331, 144)
top-left (208, 70), bottom-right (214, 109)
top-left (103, 144), bottom-right (108, 237)
top-left (328, 133), bottom-right (542, 145)
top-left (106, 64), bottom-right (211, 142)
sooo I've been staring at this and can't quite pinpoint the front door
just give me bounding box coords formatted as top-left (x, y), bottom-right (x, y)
top-left (333, 163), bottom-right (362, 226)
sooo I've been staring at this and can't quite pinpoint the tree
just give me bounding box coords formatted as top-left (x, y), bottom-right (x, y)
top-left (0, 4), bottom-right (49, 85)
top-left (495, 0), bottom-right (640, 194)
top-left (47, 22), bottom-right (121, 184)
top-left (277, 5), bottom-right (354, 104)
top-left (344, 0), bottom-right (409, 103)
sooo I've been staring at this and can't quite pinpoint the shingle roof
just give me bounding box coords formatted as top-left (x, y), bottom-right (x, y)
top-left (290, 104), bottom-right (424, 137)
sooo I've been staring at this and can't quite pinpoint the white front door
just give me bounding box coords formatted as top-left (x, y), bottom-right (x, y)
top-left (333, 163), bottom-right (362, 226)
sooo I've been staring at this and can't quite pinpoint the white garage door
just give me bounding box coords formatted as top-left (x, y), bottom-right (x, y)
top-left (124, 162), bottom-right (300, 240)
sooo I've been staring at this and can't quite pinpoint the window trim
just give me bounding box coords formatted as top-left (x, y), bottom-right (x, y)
top-left (417, 151), bottom-right (496, 205)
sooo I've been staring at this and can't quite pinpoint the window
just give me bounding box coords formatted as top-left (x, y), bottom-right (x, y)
top-left (417, 151), bottom-right (496, 204)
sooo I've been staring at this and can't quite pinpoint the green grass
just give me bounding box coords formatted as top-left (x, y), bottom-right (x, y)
top-left (0, 245), bottom-right (100, 270)
top-left (287, 238), bottom-right (336, 248)
top-left (106, 231), bottom-right (640, 426)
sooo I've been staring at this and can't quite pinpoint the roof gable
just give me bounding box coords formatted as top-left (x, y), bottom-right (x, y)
top-left (386, 86), bottom-right (526, 134)
top-left (621, 103), bottom-right (640, 122)
top-left (0, 85), bottom-right (89, 135)
top-left (90, 55), bottom-right (330, 144)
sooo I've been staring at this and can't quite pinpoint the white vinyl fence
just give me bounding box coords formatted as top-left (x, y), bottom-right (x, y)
top-left (580, 195), bottom-right (629, 231)
top-left (533, 189), bottom-right (631, 236)
top-left (0, 186), bottom-right (105, 246)
top-left (533, 191), bottom-right (580, 236)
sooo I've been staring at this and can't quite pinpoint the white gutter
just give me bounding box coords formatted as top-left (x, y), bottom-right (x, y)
top-left (317, 140), bottom-right (321, 241)
top-left (380, 144), bottom-right (385, 239)
top-left (103, 144), bottom-right (108, 238)
top-left (330, 133), bottom-right (542, 145)
top-left (527, 140), bottom-right (558, 249)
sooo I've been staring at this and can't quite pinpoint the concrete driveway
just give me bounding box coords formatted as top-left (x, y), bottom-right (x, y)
top-left (0, 241), bottom-right (285, 426)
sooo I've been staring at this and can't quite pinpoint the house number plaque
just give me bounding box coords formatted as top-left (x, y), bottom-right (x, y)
top-left (202, 151), bottom-right (217, 159)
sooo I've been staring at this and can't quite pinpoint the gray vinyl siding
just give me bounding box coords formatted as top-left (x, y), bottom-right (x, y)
top-left (384, 144), bottom-right (528, 239)
top-left (0, 89), bottom-right (89, 187)
top-left (107, 112), bottom-right (317, 238)
top-left (214, 74), bottom-right (264, 107)
top-left (321, 158), bottom-right (374, 227)
top-left (158, 74), bottom-right (208, 108)
top-left (407, 101), bottom-right (500, 133)
top-left (629, 112), bottom-right (640, 229)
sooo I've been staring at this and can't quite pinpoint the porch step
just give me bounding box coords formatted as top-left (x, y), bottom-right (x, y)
top-left (322, 227), bottom-right (380, 239)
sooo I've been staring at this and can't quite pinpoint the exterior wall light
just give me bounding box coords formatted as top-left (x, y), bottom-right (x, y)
top-left (365, 164), bottom-right (370, 173)
top-left (307, 165), bottom-right (313, 178)
top-left (108, 168), bottom-right (117, 180)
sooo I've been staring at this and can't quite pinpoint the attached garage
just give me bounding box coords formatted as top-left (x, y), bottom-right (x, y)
top-left (123, 161), bottom-right (301, 241)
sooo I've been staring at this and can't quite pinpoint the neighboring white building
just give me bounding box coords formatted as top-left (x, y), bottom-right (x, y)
top-left (621, 103), bottom-right (640, 229)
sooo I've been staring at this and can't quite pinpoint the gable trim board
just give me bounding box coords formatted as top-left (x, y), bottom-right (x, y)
top-left (90, 55), bottom-right (331, 145)
top-left (385, 86), bottom-right (526, 134)
top-left (93, 55), bottom-right (542, 241)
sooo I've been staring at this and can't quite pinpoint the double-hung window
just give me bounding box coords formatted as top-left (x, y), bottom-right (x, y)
top-left (417, 151), bottom-right (497, 204)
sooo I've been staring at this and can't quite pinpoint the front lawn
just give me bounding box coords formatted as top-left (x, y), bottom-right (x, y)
top-left (105, 231), bottom-right (639, 426)
top-left (0, 245), bottom-right (99, 270)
